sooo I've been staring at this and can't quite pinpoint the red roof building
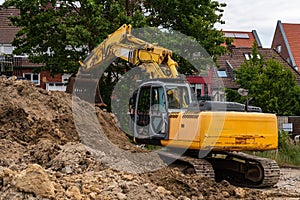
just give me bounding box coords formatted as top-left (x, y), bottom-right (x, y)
top-left (216, 47), bottom-right (300, 89)
top-left (185, 30), bottom-right (263, 101)
top-left (0, 7), bottom-right (70, 91)
top-left (186, 70), bottom-right (213, 101)
top-left (223, 30), bottom-right (262, 48)
top-left (272, 20), bottom-right (300, 71)
top-left (0, 7), bottom-right (19, 45)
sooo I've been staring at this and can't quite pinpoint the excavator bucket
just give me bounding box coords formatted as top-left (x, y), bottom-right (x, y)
top-left (66, 76), bottom-right (106, 108)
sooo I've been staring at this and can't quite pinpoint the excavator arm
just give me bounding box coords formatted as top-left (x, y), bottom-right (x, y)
top-left (67, 24), bottom-right (182, 106)
top-left (79, 24), bottom-right (179, 78)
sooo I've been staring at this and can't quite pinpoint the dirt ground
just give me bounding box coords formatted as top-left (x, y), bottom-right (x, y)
top-left (261, 168), bottom-right (300, 200)
top-left (0, 77), bottom-right (299, 200)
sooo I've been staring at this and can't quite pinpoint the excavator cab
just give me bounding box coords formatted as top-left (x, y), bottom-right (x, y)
top-left (130, 78), bottom-right (192, 142)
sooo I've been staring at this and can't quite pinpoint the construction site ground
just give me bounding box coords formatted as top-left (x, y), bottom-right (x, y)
top-left (0, 77), bottom-right (299, 200)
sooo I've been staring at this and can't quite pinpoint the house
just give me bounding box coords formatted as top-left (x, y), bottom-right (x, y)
top-left (222, 30), bottom-right (262, 48)
top-left (0, 7), bottom-right (19, 76)
top-left (0, 7), bottom-right (70, 91)
top-left (185, 30), bottom-right (264, 101)
top-left (216, 47), bottom-right (300, 89)
top-left (217, 28), bottom-right (300, 89)
top-left (219, 29), bottom-right (300, 137)
top-left (186, 70), bottom-right (213, 101)
top-left (272, 20), bottom-right (300, 71)
top-left (278, 116), bottom-right (300, 139)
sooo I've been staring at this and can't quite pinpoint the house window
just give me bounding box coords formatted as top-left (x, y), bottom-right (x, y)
top-left (244, 53), bottom-right (250, 60)
top-left (195, 84), bottom-right (202, 100)
top-left (204, 84), bottom-right (209, 96)
top-left (217, 70), bottom-right (227, 77)
top-left (277, 45), bottom-right (282, 53)
top-left (244, 53), bottom-right (260, 60)
top-left (234, 33), bottom-right (250, 39)
top-left (224, 33), bottom-right (250, 39)
top-left (62, 73), bottom-right (72, 84)
top-left (23, 73), bottom-right (40, 85)
top-left (224, 33), bottom-right (234, 37)
top-left (1, 44), bottom-right (14, 54)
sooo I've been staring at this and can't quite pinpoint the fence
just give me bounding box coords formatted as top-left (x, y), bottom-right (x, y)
top-left (277, 116), bottom-right (300, 138)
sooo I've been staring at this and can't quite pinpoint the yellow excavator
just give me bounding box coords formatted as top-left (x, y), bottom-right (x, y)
top-left (69, 24), bottom-right (280, 188)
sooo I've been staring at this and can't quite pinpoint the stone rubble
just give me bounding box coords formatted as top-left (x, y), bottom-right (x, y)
top-left (0, 77), bottom-right (299, 199)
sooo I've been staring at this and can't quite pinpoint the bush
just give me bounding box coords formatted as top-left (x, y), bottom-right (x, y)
top-left (278, 130), bottom-right (290, 149)
top-left (253, 131), bottom-right (300, 166)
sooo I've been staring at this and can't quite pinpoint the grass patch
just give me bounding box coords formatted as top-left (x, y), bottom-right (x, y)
top-left (253, 131), bottom-right (300, 166)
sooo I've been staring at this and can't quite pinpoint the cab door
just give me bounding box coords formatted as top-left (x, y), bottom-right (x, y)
top-left (134, 85), bottom-right (168, 139)
top-left (134, 86), bottom-right (151, 138)
top-left (149, 86), bottom-right (168, 138)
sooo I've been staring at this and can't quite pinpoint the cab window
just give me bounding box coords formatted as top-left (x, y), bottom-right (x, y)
top-left (166, 86), bottom-right (190, 109)
top-left (151, 87), bottom-right (166, 113)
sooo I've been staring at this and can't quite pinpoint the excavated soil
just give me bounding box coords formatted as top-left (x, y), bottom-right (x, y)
top-left (0, 76), bottom-right (299, 199)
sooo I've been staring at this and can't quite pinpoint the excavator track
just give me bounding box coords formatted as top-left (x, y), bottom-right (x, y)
top-left (208, 152), bottom-right (280, 188)
top-left (183, 154), bottom-right (215, 179)
top-left (158, 150), bottom-right (280, 188)
top-left (157, 150), bottom-right (215, 179)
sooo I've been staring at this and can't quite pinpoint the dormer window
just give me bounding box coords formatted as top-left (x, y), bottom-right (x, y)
top-left (217, 70), bottom-right (227, 77)
top-left (244, 53), bottom-right (250, 60)
top-left (244, 53), bottom-right (260, 60)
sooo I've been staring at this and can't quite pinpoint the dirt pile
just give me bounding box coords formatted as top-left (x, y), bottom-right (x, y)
top-left (0, 77), bottom-right (270, 199)
top-left (0, 76), bottom-right (78, 146)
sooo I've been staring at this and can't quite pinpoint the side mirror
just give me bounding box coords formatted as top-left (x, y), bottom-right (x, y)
top-left (238, 88), bottom-right (249, 97)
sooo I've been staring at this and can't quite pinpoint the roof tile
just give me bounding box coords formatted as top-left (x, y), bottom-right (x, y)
top-left (0, 7), bottom-right (20, 43)
top-left (217, 47), bottom-right (300, 88)
top-left (282, 23), bottom-right (300, 68)
top-left (223, 31), bottom-right (259, 48)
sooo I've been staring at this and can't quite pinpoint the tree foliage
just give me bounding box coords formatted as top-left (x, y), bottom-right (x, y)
top-left (4, 0), bottom-right (228, 111)
top-left (226, 43), bottom-right (300, 115)
top-left (3, 0), bottom-right (146, 74)
top-left (144, 0), bottom-right (228, 57)
top-left (3, 0), bottom-right (227, 74)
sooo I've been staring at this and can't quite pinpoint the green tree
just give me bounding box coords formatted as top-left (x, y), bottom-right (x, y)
top-left (4, 0), bottom-right (229, 110)
top-left (143, 0), bottom-right (229, 57)
top-left (226, 44), bottom-right (300, 115)
top-left (3, 0), bottom-right (145, 74)
top-left (4, 0), bottom-right (228, 75)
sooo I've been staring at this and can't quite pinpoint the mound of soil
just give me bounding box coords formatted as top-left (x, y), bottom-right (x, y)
top-left (0, 77), bottom-right (268, 199)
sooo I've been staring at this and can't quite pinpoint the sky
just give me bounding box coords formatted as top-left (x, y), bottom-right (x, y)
top-left (216, 0), bottom-right (300, 47)
top-left (1, 0), bottom-right (300, 47)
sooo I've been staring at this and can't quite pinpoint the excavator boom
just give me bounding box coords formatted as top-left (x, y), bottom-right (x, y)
top-left (80, 24), bottom-right (178, 78)
top-left (67, 24), bottom-right (180, 104)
